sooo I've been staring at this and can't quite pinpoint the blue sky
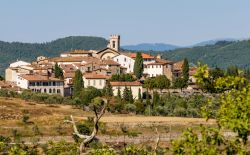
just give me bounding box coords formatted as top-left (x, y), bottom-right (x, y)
top-left (0, 0), bottom-right (250, 46)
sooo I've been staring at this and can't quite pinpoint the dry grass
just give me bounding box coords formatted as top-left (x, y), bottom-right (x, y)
top-left (0, 97), bottom-right (216, 138)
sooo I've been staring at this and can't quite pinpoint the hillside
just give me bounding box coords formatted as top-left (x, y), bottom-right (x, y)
top-left (0, 36), bottom-right (108, 75)
top-left (162, 40), bottom-right (250, 69)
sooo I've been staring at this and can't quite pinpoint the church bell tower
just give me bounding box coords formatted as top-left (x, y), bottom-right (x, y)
top-left (107, 34), bottom-right (120, 51)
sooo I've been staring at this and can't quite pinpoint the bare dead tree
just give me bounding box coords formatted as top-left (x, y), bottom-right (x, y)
top-left (154, 127), bottom-right (160, 152)
top-left (65, 98), bottom-right (107, 154)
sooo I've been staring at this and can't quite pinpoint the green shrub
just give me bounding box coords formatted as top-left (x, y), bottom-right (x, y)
top-left (46, 140), bottom-right (78, 155)
top-left (124, 104), bottom-right (137, 113)
top-left (72, 123), bottom-right (91, 143)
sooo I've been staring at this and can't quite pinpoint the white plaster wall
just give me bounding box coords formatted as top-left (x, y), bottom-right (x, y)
top-left (146, 64), bottom-right (164, 77)
top-left (112, 85), bottom-right (142, 99)
top-left (113, 55), bottom-right (135, 73)
top-left (83, 78), bottom-right (106, 89)
top-left (16, 76), bottom-right (28, 89)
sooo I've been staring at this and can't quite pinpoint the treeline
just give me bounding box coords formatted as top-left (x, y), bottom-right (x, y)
top-left (160, 40), bottom-right (250, 69)
top-left (0, 36), bottom-right (108, 75)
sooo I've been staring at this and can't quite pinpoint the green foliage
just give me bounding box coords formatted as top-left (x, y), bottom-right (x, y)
top-left (133, 52), bottom-right (144, 79)
top-left (154, 75), bottom-right (171, 91)
top-left (0, 89), bottom-right (18, 98)
top-left (20, 90), bottom-right (64, 104)
top-left (54, 63), bottom-right (64, 79)
top-left (8, 144), bottom-right (39, 155)
top-left (124, 104), bottom-right (137, 113)
top-left (123, 145), bottom-right (149, 155)
top-left (46, 140), bottom-right (78, 155)
top-left (144, 78), bottom-right (156, 90)
top-left (77, 87), bottom-right (102, 106)
top-left (110, 74), bottom-right (135, 82)
top-left (144, 75), bottom-right (170, 91)
top-left (138, 88), bottom-right (142, 102)
top-left (104, 80), bottom-right (113, 97)
top-left (89, 147), bottom-right (116, 155)
top-left (171, 126), bottom-right (245, 155)
top-left (73, 69), bottom-right (84, 97)
top-left (122, 86), bottom-right (129, 101)
top-left (226, 65), bottom-right (240, 76)
top-left (161, 40), bottom-right (250, 69)
top-left (182, 58), bottom-right (189, 86)
top-left (173, 77), bottom-right (186, 90)
top-left (128, 87), bottom-right (134, 103)
top-left (0, 36), bottom-right (108, 75)
top-left (117, 87), bottom-right (121, 99)
top-left (72, 123), bottom-right (91, 143)
top-left (217, 83), bottom-right (250, 144)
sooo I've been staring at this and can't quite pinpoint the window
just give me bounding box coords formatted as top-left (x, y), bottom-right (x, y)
top-left (124, 58), bottom-right (126, 62)
top-left (99, 80), bottom-right (102, 86)
top-left (93, 80), bottom-right (96, 86)
top-left (129, 64), bottom-right (130, 68)
top-left (53, 89), bottom-right (56, 93)
top-left (44, 89), bottom-right (47, 93)
top-left (156, 65), bottom-right (158, 68)
top-left (57, 89), bottom-right (61, 94)
top-left (117, 59), bottom-right (118, 62)
top-left (49, 89), bottom-right (52, 93)
top-left (53, 82), bottom-right (56, 86)
top-left (112, 41), bottom-right (116, 48)
top-left (88, 80), bottom-right (90, 86)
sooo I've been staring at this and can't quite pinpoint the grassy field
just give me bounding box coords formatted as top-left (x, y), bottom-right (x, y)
top-left (0, 97), bottom-right (215, 140)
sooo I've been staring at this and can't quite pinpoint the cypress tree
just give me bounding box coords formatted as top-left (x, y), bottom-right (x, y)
top-left (182, 58), bottom-right (189, 87)
top-left (123, 86), bottom-right (129, 101)
top-left (128, 87), bottom-right (134, 103)
top-left (138, 88), bottom-right (142, 101)
top-left (117, 87), bottom-right (121, 99)
top-left (105, 80), bottom-right (113, 97)
top-left (54, 63), bottom-right (64, 79)
top-left (133, 52), bottom-right (144, 79)
top-left (73, 69), bottom-right (84, 97)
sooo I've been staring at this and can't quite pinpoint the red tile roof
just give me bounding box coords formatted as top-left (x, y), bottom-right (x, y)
top-left (19, 74), bottom-right (63, 81)
top-left (110, 81), bottom-right (142, 86)
top-left (83, 73), bottom-right (108, 79)
top-left (64, 72), bottom-right (75, 78)
top-left (129, 53), bottom-right (154, 59)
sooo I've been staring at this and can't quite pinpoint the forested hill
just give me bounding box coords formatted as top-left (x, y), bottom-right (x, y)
top-left (0, 36), bottom-right (108, 75)
top-left (161, 40), bottom-right (250, 69)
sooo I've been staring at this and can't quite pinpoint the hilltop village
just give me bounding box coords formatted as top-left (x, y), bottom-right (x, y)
top-left (4, 35), bottom-right (196, 97)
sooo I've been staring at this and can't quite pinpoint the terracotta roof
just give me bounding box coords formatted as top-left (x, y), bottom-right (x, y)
top-left (64, 72), bottom-right (75, 78)
top-left (173, 60), bottom-right (184, 71)
top-left (110, 81), bottom-right (142, 86)
top-left (101, 59), bottom-right (120, 66)
top-left (60, 64), bottom-right (76, 72)
top-left (69, 50), bottom-right (92, 54)
top-left (129, 53), bottom-right (154, 59)
top-left (49, 57), bottom-right (88, 62)
top-left (83, 73), bottom-right (108, 79)
top-left (19, 74), bottom-right (63, 81)
top-left (0, 81), bottom-right (12, 88)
